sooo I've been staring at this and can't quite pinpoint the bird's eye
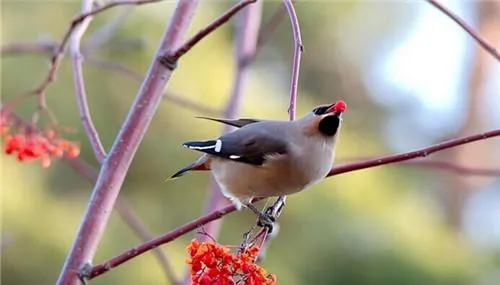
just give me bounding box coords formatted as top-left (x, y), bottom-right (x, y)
top-left (312, 106), bottom-right (329, 115)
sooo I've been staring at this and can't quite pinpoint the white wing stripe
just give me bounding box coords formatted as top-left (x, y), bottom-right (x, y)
top-left (215, 139), bottom-right (222, 152)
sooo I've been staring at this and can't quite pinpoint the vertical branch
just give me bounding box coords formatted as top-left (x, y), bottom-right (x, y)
top-left (196, 0), bottom-right (263, 242)
top-left (283, 0), bottom-right (303, 121)
top-left (70, 0), bottom-right (107, 163)
top-left (269, 0), bottom-right (303, 223)
top-left (56, 1), bottom-right (201, 284)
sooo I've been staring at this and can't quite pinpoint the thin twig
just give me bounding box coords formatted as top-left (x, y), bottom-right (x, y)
top-left (426, 0), bottom-right (500, 62)
top-left (85, 128), bottom-right (500, 275)
top-left (87, 199), bottom-right (262, 279)
top-left (328, 129), bottom-right (500, 177)
top-left (5, 0), bottom-right (166, 120)
top-left (74, 0), bottom-right (164, 23)
top-left (163, 0), bottom-right (257, 62)
top-left (70, 0), bottom-right (107, 163)
top-left (337, 157), bottom-right (500, 177)
top-left (283, 0), bottom-right (302, 121)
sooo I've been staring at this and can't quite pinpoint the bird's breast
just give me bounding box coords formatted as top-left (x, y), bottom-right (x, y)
top-left (209, 137), bottom-right (335, 201)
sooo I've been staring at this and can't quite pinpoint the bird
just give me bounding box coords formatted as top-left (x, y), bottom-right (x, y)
top-left (169, 100), bottom-right (347, 226)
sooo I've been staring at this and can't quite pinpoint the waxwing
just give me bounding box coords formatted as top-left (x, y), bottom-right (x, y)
top-left (169, 100), bottom-right (347, 223)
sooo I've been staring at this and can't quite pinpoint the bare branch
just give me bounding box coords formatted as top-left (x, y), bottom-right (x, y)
top-left (162, 0), bottom-right (257, 64)
top-left (283, 0), bottom-right (302, 121)
top-left (81, 127), bottom-right (500, 276)
top-left (87, 198), bottom-right (264, 279)
top-left (74, 0), bottom-right (164, 22)
top-left (426, 0), bottom-right (500, 62)
top-left (328, 129), bottom-right (500, 177)
top-left (271, 0), bottom-right (303, 228)
top-left (70, 0), bottom-right (107, 163)
top-left (56, 1), bottom-right (202, 284)
top-left (337, 157), bottom-right (500, 177)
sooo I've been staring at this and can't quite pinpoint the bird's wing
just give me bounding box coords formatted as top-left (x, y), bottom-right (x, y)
top-left (195, 116), bottom-right (261, 128)
top-left (183, 128), bottom-right (288, 166)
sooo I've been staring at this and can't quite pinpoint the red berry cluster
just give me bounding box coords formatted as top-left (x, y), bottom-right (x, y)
top-left (1, 115), bottom-right (80, 168)
top-left (187, 240), bottom-right (277, 285)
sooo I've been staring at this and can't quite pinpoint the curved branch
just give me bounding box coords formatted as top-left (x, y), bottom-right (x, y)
top-left (70, 0), bottom-right (107, 163)
top-left (328, 129), bottom-right (500, 176)
top-left (426, 0), bottom-right (500, 62)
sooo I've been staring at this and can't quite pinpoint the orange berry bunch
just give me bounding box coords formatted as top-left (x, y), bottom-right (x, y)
top-left (1, 115), bottom-right (80, 168)
top-left (187, 239), bottom-right (277, 285)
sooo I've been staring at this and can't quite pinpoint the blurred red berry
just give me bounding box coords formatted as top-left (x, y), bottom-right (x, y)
top-left (2, 121), bottom-right (81, 168)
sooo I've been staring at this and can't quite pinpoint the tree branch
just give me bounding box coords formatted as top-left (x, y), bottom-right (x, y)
top-left (87, 199), bottom-right (262, 279)
top-left (328, 129), bottom-right (500, 176)
top-left (57, 1), bottom-right (257, 283)
top-left (56, 1), bottom-right (201, 284)
top-left (162, 0), bottom-right (257, 62)
top-left (426, 0), bottom-right (500, 62)
top-left (283, 0), bottom-right (302, 121)
top-left (70, 0), bottom-right (107, 163)
top-left (83, 128), bottom-right (500, 275)
top-left (337, 158), bottom-right (500, 177)
top-left (271, 0), bottom-right (303, 226)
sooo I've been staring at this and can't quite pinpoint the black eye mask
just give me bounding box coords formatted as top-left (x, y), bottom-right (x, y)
top-left (318, 115), bottom-right (340, 136)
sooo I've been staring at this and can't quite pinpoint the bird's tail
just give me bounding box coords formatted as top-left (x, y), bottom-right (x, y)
top-left (166, 154), bottom-right (210, 181)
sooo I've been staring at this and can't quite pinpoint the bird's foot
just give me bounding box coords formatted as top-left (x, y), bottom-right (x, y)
top-left (245, 203), bottom-right (275, 233)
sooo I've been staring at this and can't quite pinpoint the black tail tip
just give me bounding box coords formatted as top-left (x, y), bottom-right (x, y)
top-left (165, 166), bottom-right (191, 181)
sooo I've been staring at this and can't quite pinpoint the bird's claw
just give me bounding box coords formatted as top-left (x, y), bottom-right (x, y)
top-left (256, 211), bottom-right (275, 232)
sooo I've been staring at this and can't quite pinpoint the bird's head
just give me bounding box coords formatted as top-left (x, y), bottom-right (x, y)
top-left (310, 100), bottom-right (347, 136)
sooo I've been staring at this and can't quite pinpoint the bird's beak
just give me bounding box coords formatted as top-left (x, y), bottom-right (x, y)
top-left (325, 103), bottom-right (344, 117)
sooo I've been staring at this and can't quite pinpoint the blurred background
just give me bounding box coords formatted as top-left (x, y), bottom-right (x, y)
top-left (1, 0), bottom-right (500, 284)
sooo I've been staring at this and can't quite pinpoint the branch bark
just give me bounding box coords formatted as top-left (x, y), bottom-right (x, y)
top-left (70, 0), bottom-right (107, 163)
top-left (56, 1), bottom-right (201, 284)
